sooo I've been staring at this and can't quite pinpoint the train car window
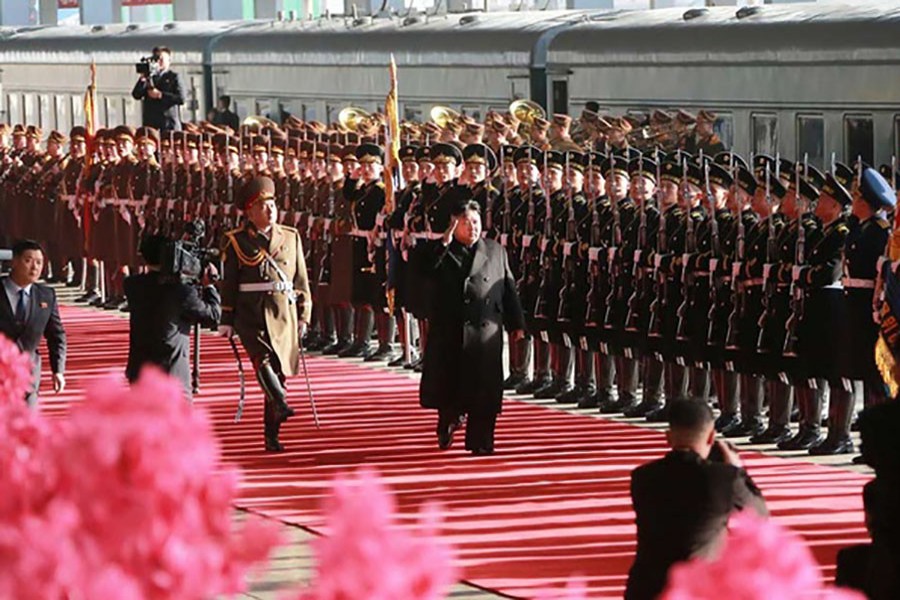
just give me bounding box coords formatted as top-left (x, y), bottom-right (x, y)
top-left (55, 96), bottom-right (68, 134)
top-left (552, 80), bottom-right (568, 116)
top-left (844, 115), bottom-right (874, 165)
top-left (38, 94), bottom-right (52, 130)
top-left (751, 113), bottom-right (777, 156)
top-left (403, 105), bottom-right (421, 122)
top-left (302, 104), bottom-right (316, 122)
top-left (326, 105), bottom-right (338, 126)
top-left (462, 106), bottom-right (482, 122)
top-left (70, 96), bottom-right (83, 130)
top-left (714, 113), bottom-right (734, 150)
top-left (6, 94), bottom-right (21, 125)
top-left (894, 116), bottom-right (900, 161)
top-left (105, 97), bottom-right (120, 129)
top-left (796, 114), bottom-right (825, 170)
top-left (23, 94), bottom-right (37, 126)
top-left (509, 77), bottom-right (528, 101)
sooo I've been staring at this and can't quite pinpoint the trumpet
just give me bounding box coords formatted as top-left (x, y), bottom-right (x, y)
top-left (509, 98), bottom-right (545, 126)
top-left (430, 105), bottom-right (460, 130)
top-left (338, 106), bottom-right (372, 132)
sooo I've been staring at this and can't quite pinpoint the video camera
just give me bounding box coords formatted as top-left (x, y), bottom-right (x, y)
top-left (135, 53), bottom-right (160, 77)
top-left (159, 220), bottom-right (219, 283)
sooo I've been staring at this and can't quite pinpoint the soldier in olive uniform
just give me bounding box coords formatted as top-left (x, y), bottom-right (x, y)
top-left (219, 176), bottom-right (312, 452)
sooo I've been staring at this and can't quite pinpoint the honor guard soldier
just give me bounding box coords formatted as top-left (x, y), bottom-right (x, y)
top-left (403, 145), bottom-right (436, 370)
top-left (842, 168), bottom-right (895, 418)
top-left (220, 176), bottom-right (312, 452)
top-left (57, 127), bottom-right (88, 288)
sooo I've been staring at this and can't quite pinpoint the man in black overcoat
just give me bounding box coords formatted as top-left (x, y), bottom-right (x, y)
top-left (419, 200), bottom-right (525, 455)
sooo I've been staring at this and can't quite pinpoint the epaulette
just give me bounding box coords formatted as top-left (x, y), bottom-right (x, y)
top-left (837, 224), bottom-right (850, 235)
top-left (375, 181), bottom-right (385, 189)
top-left (279, 224), bottom-right (299, 234)
top-left (224, 227), bottom-right (266, 267)
top-left (877, 218), bottom-right (890, 230)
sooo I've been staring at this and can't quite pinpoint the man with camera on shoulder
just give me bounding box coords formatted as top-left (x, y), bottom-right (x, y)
top-left (131, 46), bottom-right (184, 132)
top-left (124, 234), bottom-right (221, 400)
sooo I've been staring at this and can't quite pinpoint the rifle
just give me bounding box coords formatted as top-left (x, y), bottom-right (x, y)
top-left (756, 163), bottom-right (777, 352)
top-left (585, 152), bottom-right (603, 326)
top-left (675, 158), bottom-right (696, 341)
top-left (647, 156), bottom-right (666, 338)
top-left (501, 147), bottom-right (512, 245)
top-left (724, 154), bottom-right (746, 351)
top-left (484, 145), bottom-right (494, 233)
top-left (782, 161), bottom-right (807, 357)
top-left (603, 154), bottom-right (622, 329)
top-left (705, 161), bottom-right (721, 345)
top-left (558, 153), bottom-right (578, 322)
top-left (625, 154), bottom-right (648, 331)
top-left (534, 151), bottom-right (553, 318)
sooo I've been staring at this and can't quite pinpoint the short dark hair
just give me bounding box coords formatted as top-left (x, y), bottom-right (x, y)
top-left (668, 399), bottom-right (714, 433)
top-left (153, 46), bottom-right (172, 57)
top-left (451, 200), bottom-right (481, 218)
top-left (139, 234), bottom-right (167, 266)
top-left (219, 95), bottom-right (231, 108)
top-left (12, 239), bottom-right (43, 257)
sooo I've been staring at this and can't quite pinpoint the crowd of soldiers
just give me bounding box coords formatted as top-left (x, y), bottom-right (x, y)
top-left (0, 103), bottom-right (897, 458)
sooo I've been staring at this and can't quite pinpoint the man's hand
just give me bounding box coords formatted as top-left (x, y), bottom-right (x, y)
top-left (217, 324), bottom-right (234, 338)
top-left (442, 216), bottom-right (459, 247)
top-left (299, 320), bottom-right (309, 340)
top-left (509, 329), bottom-right (525, 341)
top-left (202, 263), bottom-right (219, 286)
top-left (713, 439), bottom-right (743, 468)
top-left (147, 88), bottom-right (163, 100)
top-left (53, 373), bottom-right (66, 394)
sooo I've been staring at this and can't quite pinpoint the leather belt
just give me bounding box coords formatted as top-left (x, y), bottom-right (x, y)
top-left (842, 277), bottom-right (876, 289)
top-left (823, 282), bottom-right (844, 290)
top-left (412, 232), bottom-right (443, 240)
top-left (743, 278), bottom-right (764, 288)
top-left (239, 281), bottom-right (294, 293)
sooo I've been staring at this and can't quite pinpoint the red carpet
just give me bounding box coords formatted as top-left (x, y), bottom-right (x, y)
top-left (41, 305), bottom-right (872, 599)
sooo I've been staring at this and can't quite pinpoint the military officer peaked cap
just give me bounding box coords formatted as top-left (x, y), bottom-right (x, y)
top-left (541, 150), bottom-right (565, 171)
top-left (860, 168), bottom-right (896, 209)
top-left (684, 162), bottom-right (704, 189)
top-left (513, 145), bottom-right (540, 166)
top-left (611, 146), bottom-right (640, 161)
top-left (628, 158), bottom-right (657, 183)
top-left (69, 126), bottom-right (88, 142)
top-left (792, 175), bottom-right (820, 205)
top-left (355, 142), bottom-right (384, 164)
top-left (713, 151), bottom-right (749, 172)
top-left (734, 167), bottom-right (758, 196)
top-left (833, 162), bottom-right (855, 190)
top-left (565, 151), bottom-right (585, 172)
top-left (659, 159), bottom-right (682, 184)
top-left (431, 142), bottom-right (462, 166)
top-left (707, 162), bottom-right (733, 190)
top-left (585, 152), bottom-right (606, 171)
top-left (499, 145), bottom-right (516, 164)
top-left (600, 155), bottom-right (630, 178)
top-left (462, 143), bottom-right (497, 171)
top-left (415, 146), bottom-right (432, 162)
top-left (135, 126), bottom-right (159, 146)
top-left (47, 130), bottom-right (68, 145)
top-left (798, 163), bottom-right (827, 191)
top-left (399, 145), bottom-right (419, 162)
top-left (752, 154), bottom-right (775, 180)
top-left (821, 172), bottom-right (852, 207)
top-left (240, 176), bottom-right (276, 211)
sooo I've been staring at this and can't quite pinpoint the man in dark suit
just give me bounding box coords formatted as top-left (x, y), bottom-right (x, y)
top-left (625, 399), bottom-right (768, 600)
top-left (420, 200), bottom-right (526, 455)
top-left (124, 235), bottom-right (221, 399)
top-left (212, 95), bottom-right (240, 132)
top-left (0, 240), bottom-right (67, 405)
top-left (131, 46), bottom-right (184, 132)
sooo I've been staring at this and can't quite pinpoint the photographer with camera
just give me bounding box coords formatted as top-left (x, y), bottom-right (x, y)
top-left (124, 233), bottom-right (221, 400)
top-left (131, 46), bottom-right (184, 132)
top-left (625, 399), bottom-right (768, 600)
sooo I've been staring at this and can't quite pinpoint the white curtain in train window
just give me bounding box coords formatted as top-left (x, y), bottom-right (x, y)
top-left (751, 113), bottom-right (777, 157)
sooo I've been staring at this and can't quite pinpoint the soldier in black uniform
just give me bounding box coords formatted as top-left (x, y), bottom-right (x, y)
top-left (388, 145), bottom-right (421, 367)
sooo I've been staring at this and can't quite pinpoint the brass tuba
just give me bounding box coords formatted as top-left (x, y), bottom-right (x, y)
top-left (338, 106), bottom-right (372, 132)
top-left (509, 99), bottom-right (545, 126)
top-left (430, 105), bottom-right (460, 130)
top-left (241, 115), bottom-right (278, 132)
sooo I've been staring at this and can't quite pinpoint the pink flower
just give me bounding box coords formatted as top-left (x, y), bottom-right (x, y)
top-left (295, 467), bottom-right (458, 600)
top-left (661, 512), bottom-right (865, 600)
top-left (0, 366), bottom-right (282, 600)
top-left (0, 334), bottom-right (33, 406)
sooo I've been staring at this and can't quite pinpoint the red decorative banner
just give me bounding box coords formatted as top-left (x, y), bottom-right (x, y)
top-left (59, 0), bottom-right (172, 7)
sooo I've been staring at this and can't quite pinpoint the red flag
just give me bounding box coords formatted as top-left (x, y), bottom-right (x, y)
top-left (81, 61), bottom-right (97, 252)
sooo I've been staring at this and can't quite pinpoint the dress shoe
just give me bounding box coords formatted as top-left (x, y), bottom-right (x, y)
top-left (65, 279), bottom-right (81, 288)
top-left (363, 345), bottom-right (393, 362)
top-left (622, 399), bottom-right (661, 418)
top-left (307, 336), bottom-right (334, 352)
top-left (534, 380), bottom-right (565, 399)
top-left (388, 354), bottom-right (406, 367)
top-left (470, 447), bottom-right (494, 456)
top-left (554, 384), bottom-right (583, 404)
top-left (645, 405), bottom-right (670, 423)
top-left (503, 372), bottom-right (527, 390)
top-left (303, 332), bottom-right (321, 350)
top-left (749, 424), bottom-right (793, 445)
top-left (102, 297), bottom-right (122, 310)
top-left (76, 291), bottom-right (99, 303)
top-left (778, 425), bottom-right (823, 451)
top-left (809, 435), bottom-right (855, 456)
top-left (724, 416), bottom-right (766, 439)
top-left (322, 340), bottom-right (350, 355)
top-left (715, 412), bottom-right (741, 433)
top-left (438, 415), bottom-right (464, 450)
top-left (90, 296), bottom-right (106, 307)
top-left (264, 437), bottom-right (285, 452)
top-left (413, 361), bottom-right (424, 373)
top-left (338, 342), bottom-right (369, 359)
top-left (852, 454), bottom-right (868, 465)
top-left (405, 356), bottom-right (423, 371)
top-left (274, 402), bottom-right (295, 424)
top-left (516, 377), bottom-right (547, 395)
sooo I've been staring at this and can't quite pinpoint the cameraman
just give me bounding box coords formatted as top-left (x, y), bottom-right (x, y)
top-left (131, 46), bottom-right (184, 132)
top-left (124, 234), bottom-right (221, 399)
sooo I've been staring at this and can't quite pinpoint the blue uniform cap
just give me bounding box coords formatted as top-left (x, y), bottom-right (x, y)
top-left (861, 167), bottom-right (897, 209)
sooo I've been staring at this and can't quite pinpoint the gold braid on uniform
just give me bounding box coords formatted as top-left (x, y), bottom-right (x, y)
top-left (223, 228), bottom-right (267, 267)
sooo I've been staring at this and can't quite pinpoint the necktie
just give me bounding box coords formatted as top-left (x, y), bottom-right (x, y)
top-left (15, 289), bottom-right (26, 323)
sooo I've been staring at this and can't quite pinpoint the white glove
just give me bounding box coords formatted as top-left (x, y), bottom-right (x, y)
top-left (217, 324), bottom-right (234, 339)
top-left (299, 320), bottom-right (308, 340)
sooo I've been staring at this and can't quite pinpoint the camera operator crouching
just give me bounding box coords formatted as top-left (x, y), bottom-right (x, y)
top-left (131, 46), bottom-right (184, 132)
top-left (124, 232), bottom-right (221, 400)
